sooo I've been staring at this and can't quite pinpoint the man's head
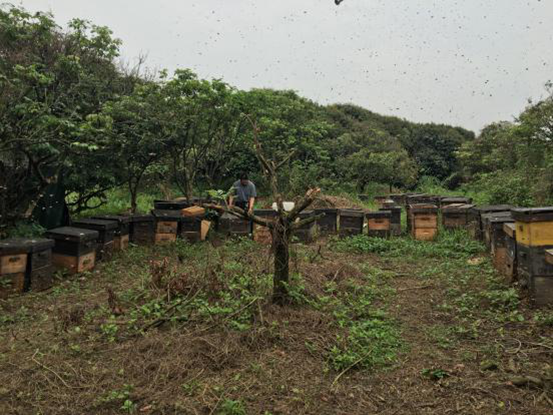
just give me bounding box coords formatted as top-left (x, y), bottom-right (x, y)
top-left (239, 173), bottom-right (249, 186)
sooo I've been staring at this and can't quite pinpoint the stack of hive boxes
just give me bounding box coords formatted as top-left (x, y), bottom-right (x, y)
top-left (93, 215), bottom-right (131, 251)
top-left (181, 206), bottom-right (209, 242)
top-left (512, 207), bottom-right (553, 306)
top-left (218, 213), bottom-right (252, 238)
top-left (339, 209), bottom-right (365, 237)
top-left (45, 227), bottom-right (98, 274)
top-left (71, 218), bottom-right (118, 261)
top-left (405, 194), bottom-right (440, 231)
top-left (314, 208), bottom-right (338, 235)
top-left (441, 204), bottom-right (474, 229)
top-left (129, 215), bottom-right (156, 245)
top-left (0, 238), bottom-right (55, 297)
top-left (380, 200), bottom-right (402, 236)
top-left (410, 204), bottom-right (439, 241)
top-left (468, 205), bottom-right (512, 241)
top-left (152, 210), bottom-right (181, 244)
top-left (487, 214), bottom-right (515, 274)
top-left (366, 210), bottom-right (392, 238)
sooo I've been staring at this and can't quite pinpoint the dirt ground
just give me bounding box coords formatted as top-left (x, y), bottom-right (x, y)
top-left (0, 234), bottom-right (552, 415)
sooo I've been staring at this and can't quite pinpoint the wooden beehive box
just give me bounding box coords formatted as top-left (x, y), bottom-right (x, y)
top-left (367, 211), bottom-right (391, 238)
top-left (512, 207), bottom-right (553, 306)
top-left (45, 227), bottom-right (98, 275)
top-left (482, 211), bottom-right (513, 251)
top-left (293, 211), bottom-right (318, 243)
top-left (179, 215), bottom-right (204, 242)
top-left (489, 215), bottom-right (515, 275)
top-left (92, 215), bottom-right (131, 251)
top-left (410, 204), bottom-right (439, 241)
top-left (153, 199), bottom-right (190, 211)
top-left (253, 209), bottom-right (277, 245)
top-left (441, 203), bottom-right (474, 229)
top-left (72, 218), bottom-right (118, 261)
top-left (503, 223), bottom-right (518, 283)
top-left (338, 209), bottom-right (365, 237)
top-left (152, 210), bottom-right (180, 245)
top-left (130, 215), bottom-right (156, 245)
top-left (314, 208), bottom-right (338, 234)
top-left (219, 213), bottom-right (252, 238)
top-left (468, 205), bottom-right (513, 241)
top-left (440, 196), bottom-right (473, 207)
top-left (0, 239), bottom-right (31, 297)
top-left (380, 204), bottom-right (402, 236)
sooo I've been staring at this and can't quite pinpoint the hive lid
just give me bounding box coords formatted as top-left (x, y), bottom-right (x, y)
top-left (129, 214), bottom-right (155, 222)
top-left (153, 199), bottom-right (191, 210)
top-left (152, 210), bottom-right (182, 220)
top-left (0, 238), bottom-right (53, 254)
top-left (367, 210), bottom-right (392, 218)
top-left (45, 227), bottom-right (99, 241)
top-left (72, 218), bottom-right (118, 231)
top-left (511, 207), bottom-right (553, 222)
top-left (313, 208), bottom-right (338, 213)
top-left (92, 215), bottom-right (131, 225)
top-left (339, 209), bottom-right (365, 217)
top-left (441, 196), bottom-right (473, 204)
top-left (482, 211), bottom-right (513, 225)
top-left (472, 205), bottom-right (513, 214)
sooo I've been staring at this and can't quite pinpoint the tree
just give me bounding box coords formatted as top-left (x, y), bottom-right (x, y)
top-left (206, 118), bottom-right (322, 305)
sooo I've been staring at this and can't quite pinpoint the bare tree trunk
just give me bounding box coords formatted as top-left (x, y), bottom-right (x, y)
top-left (272, 220), bottom-right (291, 304)
top-left (129, 181), bottom-right (138, 214)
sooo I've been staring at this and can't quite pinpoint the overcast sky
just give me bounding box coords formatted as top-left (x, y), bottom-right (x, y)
top-left (17, 0), bottom-right (553, 132)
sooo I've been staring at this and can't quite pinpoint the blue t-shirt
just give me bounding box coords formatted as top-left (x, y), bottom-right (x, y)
top-left (233, 180), bottom-right (257, 202)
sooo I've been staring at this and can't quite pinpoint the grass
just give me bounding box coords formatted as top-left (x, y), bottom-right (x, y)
top-left (1, 214), bottom-right (552, 414)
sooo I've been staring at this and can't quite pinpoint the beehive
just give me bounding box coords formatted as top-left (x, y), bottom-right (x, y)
top-left (92, 215), bottom-right (131, 251)
top-left (219, 213), bottom-right (252, 238)
top-left (488, 215), bottom-right (515, 275)
top-left (405, 194), bottom-right (440, 230)
top-left (180, 215), bottom-right (204, 242)
top-left (373, 195), bottom-right (389, 208)
top-left (293, 211), bottom-right (318, 243)
top-left (481, 211), bottom-right (513, 251)
top-left (45, 227), bottom-right (98, 275)
top-left (410, 204), bottom-right (439, 241)
top-left (130, 215), bottom-right (156, 245)
top-left (339, 209), bottom-right (365, 237)
top-left (440, 196), bottom-right (473, 207)
top-left (503, 223), bottom-right (518, 283)
top-left (253, 209), bottom-right (277, 244)
top-left (0, 239), bottom-right (31, 297)
top-left (153, 199), bottom-right (191, 211)
top-left (512, 207), bottom-right (553, 306)
top-left (441, 203), bottom-right (474, 229)
top-left (389, 194), bottom-right (407, 206)
top-left (152, 210), bottom-right (180, 245)
top-left (468, 205), bottom-right (513, 241)
top-left (380, 203), bottom-right (402, 236)
top-left (72, 218), bottom-right (118, 261)
top-left (314, 208), bottom-right (338, 234)
top-left (367, 211), bottom-right (392, 238)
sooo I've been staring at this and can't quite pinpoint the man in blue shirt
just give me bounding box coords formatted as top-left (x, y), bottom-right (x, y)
top-left (229, 173), bottom-right (257, 213)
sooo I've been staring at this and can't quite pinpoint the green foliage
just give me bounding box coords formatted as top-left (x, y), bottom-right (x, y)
top-left (217, 399), bottom-right (247, 415)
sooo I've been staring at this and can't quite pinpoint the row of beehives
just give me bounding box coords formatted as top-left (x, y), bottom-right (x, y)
top-left (0, 202), bottom-right (210, 299)
top-left (373, 193), bottom-right (553, 306)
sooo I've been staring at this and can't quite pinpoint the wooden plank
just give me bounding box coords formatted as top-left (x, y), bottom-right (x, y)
top-left (413, 227), bottom-right (437, 241)
top-left (200, 220), bottom-right (211, 241)
top-left (367, 218), bottom-right (391, 231)
top-left (546, 249), bottom-right (553, 266)
top-left (182, 206), bottom-right (205, 217)
top-left (413, 214), bottom-right (438, 229)
top-left (0, 254), bottom-right (28, 275)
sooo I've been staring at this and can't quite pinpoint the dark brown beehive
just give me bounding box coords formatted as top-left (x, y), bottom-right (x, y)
top-left (179, 215), bottom-right (204, 242)
top-left (367, 211), bottom-right (391, 238)
top-left (468, 205), bottom-right (513, 241)
top-left (293, 211), bottom-right (318, 243)
top-left (488, 215), bottom-right (515, 275)
top-left (92, 215), bottom-right (131, 251)
top-left (379, 204), bottom-right (402, 236)
top-left (440, 196), bottom-right (473, 207)
top-left (218, 213), bottom-right (252, 238)
top-left (481, 211), bottom-right (513, 251)
top-left (130, 215), bottom-right (156, 245)
top-left (339, 209), bottom-right (365, 237)
top-left (314, 208), bottom-right (338, 234)
top-left (441, 203), bottom-right (474, 229)
top-left (71, 218), bottom-right (118, 261)
top-left (45, 227), bottom-right (98, 275)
